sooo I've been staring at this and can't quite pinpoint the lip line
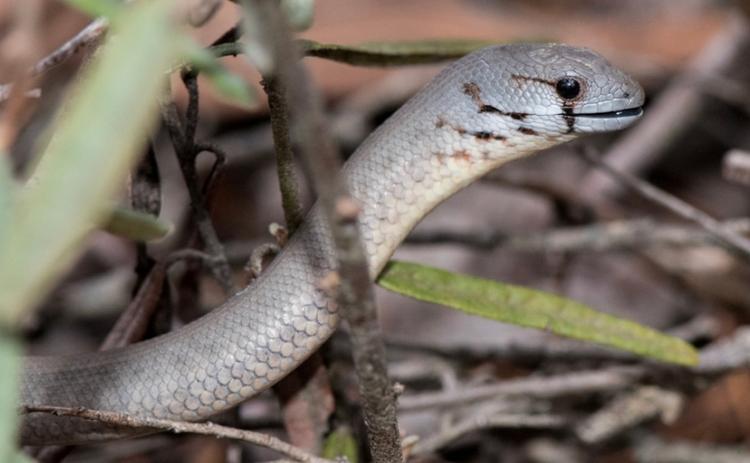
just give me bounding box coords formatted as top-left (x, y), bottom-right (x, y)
top-left (569, 107), bottom-right (644, 119)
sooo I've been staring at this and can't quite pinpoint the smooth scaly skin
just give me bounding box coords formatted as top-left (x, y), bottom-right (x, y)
top-left (20, 44), bottom-right (644, 444)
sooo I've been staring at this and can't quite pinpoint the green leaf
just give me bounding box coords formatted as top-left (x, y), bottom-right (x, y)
top-left (0, 0), bottom-right (180, 325)
top-left (323, 426), bottom-right (358, 463)
top-left (0, 336), bottom-right (21, 462)
top-left (204, 66), bottom-right (256, 107)
top-left (0, 155), bottom-right (13, 248)
top-left (65, 0), bottom-right (122, 19)
top-left (182, 41), bottom-right (257, 108)
top-left (378, 261), bottom-right (699, 366)
top-left (103, 206), bottom-right (172, 242)
top-left (298, 38), bottom-right (497, 66)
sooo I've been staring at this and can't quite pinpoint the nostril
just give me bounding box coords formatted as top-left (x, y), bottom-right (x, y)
top-left (623, 91), bottom-right (631, 98)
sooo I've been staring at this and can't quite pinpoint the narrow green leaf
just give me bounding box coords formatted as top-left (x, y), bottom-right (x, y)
top-left (298, 38), bottom-right (497, 66)
top-left (204, 67), bottom-right (256, 107)
top-left (0, 335), bottom-right (21, 462)
top-left (103, 206), bottom-right (172, 242)
top-left (0, 154), bottom-right (13, 248)
top-left (182, 41), bottom-right (257, 108)
top-left (65, 0), bottom-right (121, 19)
top-left (0, 0), bottom-right (180, 325)
top-left (378, 260), bottom-right (699, 366)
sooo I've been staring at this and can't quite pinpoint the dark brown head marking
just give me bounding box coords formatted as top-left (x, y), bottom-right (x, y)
top-left (517, 127), bottom-right (538, 136)
top-left (472, 130), bottom-right (506, 142)
top-left (511, 74), bottom-right (556, 87)
top-left (462, 82), bottom-right (483, 106)
top-left (480, 104), bottom-right (501, 114)
top-left (562, 107), bottom-right (575, 134)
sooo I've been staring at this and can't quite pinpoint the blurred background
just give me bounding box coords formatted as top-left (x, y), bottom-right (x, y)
top-left (5, 0), bottom-right (750, 462)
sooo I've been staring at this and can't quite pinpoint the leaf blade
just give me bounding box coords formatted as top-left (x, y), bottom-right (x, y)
top-left (378, 260), bottom-right (698, 366)
top-left (103, 206), bottom-right (172, 242)
top-left (0, 0), bottom-right (180, 324)
top-left (298, 38), bottom-right (498, 66)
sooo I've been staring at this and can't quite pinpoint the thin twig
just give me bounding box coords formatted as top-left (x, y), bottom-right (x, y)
top-left (696, 326), bottom-right (750, 375)
top-left (398, 367), bottom-right (644, 413)
top-left (580, 15), bottom-right (750, 198)
top-left (723, 149), bottom-right (750, 186)
top-left (412, 413), bottom-right (567, 455)
top-left (21, 405), bottom-right (333, 463)
top-left (102, 263), bottom-right (167, 349)
top-left (407, 217), bottom-right (750, 252)
top-left (246, 1), bottom-right (402, 461)
top-left (194, 142), bottom-right (227, 198)
top-left (263, 77), bottom-right (304, 234)
top-left (576, 386), bottom-right (683, 444)
top-left (0, 18), bottom-right (107, 102)
top-left (581, 148), bottom-right (750, 259)
top-left (160, 77), bottom-right (234, 295)
top-left (166, 248), bottom-right (217, 267)
top-left (243, 242), bottom-right (280, 283)
top-left (635, 437), bottom-right (750, 463)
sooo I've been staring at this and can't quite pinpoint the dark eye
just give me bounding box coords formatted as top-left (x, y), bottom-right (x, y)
top-left (555, 77), bottom-right (581, 99)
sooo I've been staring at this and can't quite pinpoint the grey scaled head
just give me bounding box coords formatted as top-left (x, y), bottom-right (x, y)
top-left (469, 43), bottom-right (644, 135)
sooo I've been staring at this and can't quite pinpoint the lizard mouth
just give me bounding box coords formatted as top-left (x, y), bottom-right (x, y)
top-left (572, 107), bottom-right (643, 119)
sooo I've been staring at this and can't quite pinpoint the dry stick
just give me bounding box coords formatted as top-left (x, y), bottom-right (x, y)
top-left (575, 386), bottom-right (683, 444)
top-left (160, 77), bottom-right (234, 295)
top-left (395, 327), bottom-right (750, 436)
top-left (581, 148), bottom-right (750, 259)
top-left (398, 367), bottom-right (644, 413)
top-left (21, 406), bottom-right (334, 463)
top-left (407, 218), bottom-right (750, 253)
top-left (247, 1), bottom-right (402, 461)
top-left (0, 17), bottom-right (108, 101)
top-left (195, 142), bottom-right (227, 198)
top-left (412, 414), bottom-right (567, 456)
top-left (580, 15), bottom-right (750, 199)
top-left (723, 149), bottom-right (750, 186)
top-left (102, 264), bottom-right (167, 349)
top-left (263, 77), bottom-right (304, 234)
top-left (130, 144), bottom-right (162, 284)
top-left (1, 0), bottom-right (233, 99)
top-left (634, 437), bottom-right (750, 463)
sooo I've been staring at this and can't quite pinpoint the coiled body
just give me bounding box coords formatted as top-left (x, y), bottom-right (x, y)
top-left (20, 43), bottom-right (644, 444)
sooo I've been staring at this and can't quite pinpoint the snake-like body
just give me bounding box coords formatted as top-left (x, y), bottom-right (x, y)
top-left (20, 43), bottom-right (644, 444)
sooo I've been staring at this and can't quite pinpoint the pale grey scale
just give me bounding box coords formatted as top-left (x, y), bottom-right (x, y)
top-left (19, 43), bottom-right (644, 444)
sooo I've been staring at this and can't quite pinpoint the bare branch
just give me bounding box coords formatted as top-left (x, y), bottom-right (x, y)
top-left (22, 405), bottom-right (334, 463)
top-left (576, 386), bottom-right (683, 444)
top-left (723, 149), bottom-right (750, 186)
top-left (581, 148), bottom-right (750, 259)
top-left (580, 16), bottom-right (750, 199)
top-left (412, 413), bottom-right (567, 455)
top-left (635, 437), bottom-right (750, 463)
top-left (407, 218), bottom-right (750, 253)
top-left (262, 77), bottom-right (304, 234)
top-left (160, 77), bottom-right (235, 295)
top-left (398, 367), bottom-right (644, 413)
